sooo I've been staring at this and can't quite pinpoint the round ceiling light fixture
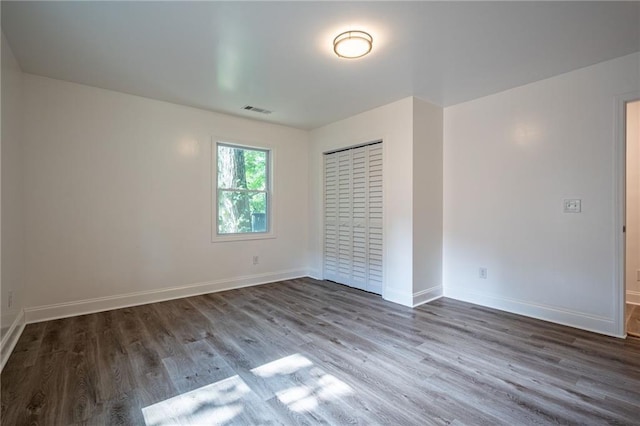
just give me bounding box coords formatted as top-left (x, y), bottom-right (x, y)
top-left (333, 30), bottom-right (373, 59)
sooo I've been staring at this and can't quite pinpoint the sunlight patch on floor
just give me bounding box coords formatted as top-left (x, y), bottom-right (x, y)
top-left (275, 368), bottom-right (354, 412)
top-left (250, 353), bottom-right (313, 377)
top-left (252, 353), bottom-right (354, 413)
top-left (142, 375), bottom-right (249, 426)
top-left (143, 353), bottom-right (355, 424)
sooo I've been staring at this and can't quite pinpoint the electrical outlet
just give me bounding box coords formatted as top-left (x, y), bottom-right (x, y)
top-left (253, 256), bottom-right (259, 265)
top-left (8, 290), bottom-right (13, 308)
top-left (563, 199), bottom-right (581, 213)
top-left (479, 267), bottom-right (488, 279)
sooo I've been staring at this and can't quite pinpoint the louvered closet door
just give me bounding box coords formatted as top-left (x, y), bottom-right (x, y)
top-left (350, 146), bottom-right (368, 290)
top-left (323, 153), bottom-right (339, 283)
top-left (336, 150), bottom-right (353, 285)
top-left (323, 142), bottom-right (383, 295)
top-left (367, 143), bottom-right (383, 294)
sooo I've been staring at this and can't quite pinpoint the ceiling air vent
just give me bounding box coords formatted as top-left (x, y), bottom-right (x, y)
top-left (242, 105), bottom-right (272, 115)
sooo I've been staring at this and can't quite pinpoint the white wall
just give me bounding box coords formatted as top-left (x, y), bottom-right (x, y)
top-left (627, 100), bottom-right (640, 305)
top-left (1, 32), bottom-right (25, 336)
top-left (22, 74), bottom-right (309, 320)
top-left (443, 53), bottom-right (640, 336)
top-left (309, 97), bottom-right (443, 307)
top-left (413, 97), bottom-right (443, 303)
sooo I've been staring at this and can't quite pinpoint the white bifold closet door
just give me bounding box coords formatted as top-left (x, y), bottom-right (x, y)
top-left (324, 142), bottom-right (382, 295)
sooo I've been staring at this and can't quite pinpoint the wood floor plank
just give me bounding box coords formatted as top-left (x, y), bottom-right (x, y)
top-left (127, 339), bottom-right (178, 407)
top-left (7, 321), bottom-right (47, 368)
top-left (420, 345), bottom-right (607, 424)
top-left (303, 335), bottom-right (443, 407)
top-left (132, 304), bottom-right (188, 360)
top-left (162, 340), bottom-right (235, 395)
top-left (61, 314), bottom-right (103, 424)
top-left (38, 317), bottom-right (76, 355)
top-left (94, 310), bottom-right (137, 402)
top-left (22, 351), bottom-right (69, 424)
top-left (2, 278), bottom-right (640, 425)
top-left (150, 297), bottom-right (213, 345)
top-left (297, 341), bottom-right (453, 425)
top-left (91, 390), bottom-right (146, 426)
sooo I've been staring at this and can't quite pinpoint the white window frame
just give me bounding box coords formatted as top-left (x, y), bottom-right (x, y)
top-left (212, 138), bottom-right (275, 243)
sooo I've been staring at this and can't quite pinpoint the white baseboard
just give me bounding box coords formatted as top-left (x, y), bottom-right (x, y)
top-left (413, 285), bottom-right (443, 307)
top-left (626, 290), bottom-right (640, 305)
top-left (383, 287), bottom-right (413, 307)
top-left (306, 269), bottom-right (322, 281)
top-left (25, 269), bottom-right (308, 324)
top-left (1, 309), bottom-right (25, 372)
top-left (444, 287), bottom-right (620, 337)
top-left (383, 286), bottom-right (444, 308)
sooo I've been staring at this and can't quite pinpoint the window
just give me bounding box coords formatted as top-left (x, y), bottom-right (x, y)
top-left (215, 142), bottom-right (271, 239)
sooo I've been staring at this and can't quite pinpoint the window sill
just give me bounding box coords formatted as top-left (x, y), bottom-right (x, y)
top-left (211, 232), bottom-right (276, 243)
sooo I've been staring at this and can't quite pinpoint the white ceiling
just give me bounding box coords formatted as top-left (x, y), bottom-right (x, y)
top-left (2, 1), bottom-right (639, 130)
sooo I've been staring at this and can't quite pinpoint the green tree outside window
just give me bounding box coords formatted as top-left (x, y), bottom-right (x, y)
top-left (217, 144), bottom-right (269, 234)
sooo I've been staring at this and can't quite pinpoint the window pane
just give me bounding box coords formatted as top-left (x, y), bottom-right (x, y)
top-left (244, 149), bottom-right (267, 190)
top-left (218, 190), bottom-right (267, 234)
top-left (248, 192), bottom-right (267, 232)
top-left (217, 145), bottom-right (266, 191)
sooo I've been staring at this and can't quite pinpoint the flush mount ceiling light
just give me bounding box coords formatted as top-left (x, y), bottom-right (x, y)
top-left (333, 30), bottom-right (373, 59)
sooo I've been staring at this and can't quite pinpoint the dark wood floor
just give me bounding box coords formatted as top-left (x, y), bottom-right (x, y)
top-left (2, 278), bottom-right (640, 425)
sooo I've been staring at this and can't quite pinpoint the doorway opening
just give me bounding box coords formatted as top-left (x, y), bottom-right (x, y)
top-left (625, 100), bottom-right (640, 337)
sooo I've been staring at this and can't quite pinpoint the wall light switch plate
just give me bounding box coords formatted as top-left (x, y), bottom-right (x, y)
top-left (563, 199), bottom-right (581, 213)
top-left (479, 267), bottom-right (488, 279)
